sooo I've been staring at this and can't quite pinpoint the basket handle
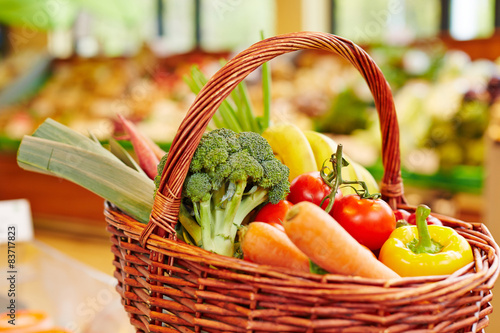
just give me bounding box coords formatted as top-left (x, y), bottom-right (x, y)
top-left (140, 31), bottom-right (405, 243)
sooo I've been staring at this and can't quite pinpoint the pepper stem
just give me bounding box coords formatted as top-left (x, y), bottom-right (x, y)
top-left (407, 205), bottom-right (443, 254)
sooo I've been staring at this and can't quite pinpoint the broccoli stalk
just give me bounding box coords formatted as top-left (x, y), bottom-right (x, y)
top-left (157, 128), bottom-right (290, 257)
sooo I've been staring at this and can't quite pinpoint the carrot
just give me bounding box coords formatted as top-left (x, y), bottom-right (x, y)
top-left (241, 222), bottom-right (310, 273)
top-left (117, 114), bottom-right (161, 179)
top-left (283, 202), bottom-right (400, 279)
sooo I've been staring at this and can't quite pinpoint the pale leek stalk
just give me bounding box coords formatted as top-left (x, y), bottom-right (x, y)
top-left (17, 119), bottom-right (154, 224)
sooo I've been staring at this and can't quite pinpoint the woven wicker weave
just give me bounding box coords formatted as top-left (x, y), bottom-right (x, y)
top-left (105, 32), bottom-right (500, 333)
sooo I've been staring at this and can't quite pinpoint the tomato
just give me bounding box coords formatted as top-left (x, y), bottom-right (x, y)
top-left (407, 212), bottom-right (443, 226)
top-left (394, 209), bottom-right (411, 222)
top-left (395, 208), bottom-right (443, 226)
top-left (331, 194), bottom-right (396, 251)
top-left (254, 200), bottom-right (293, 226)
top-left (287, 171), bottom-right (341, 210)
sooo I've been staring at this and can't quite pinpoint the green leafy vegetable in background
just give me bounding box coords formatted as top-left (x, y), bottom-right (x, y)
top-left (183, 59), bottom-right (271, 134)
top-left (314, 89), bottom-right (372, 135)
top-left (425, 99), bottom-right (490, 170)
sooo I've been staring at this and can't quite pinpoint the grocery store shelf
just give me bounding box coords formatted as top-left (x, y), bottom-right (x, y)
top-left (366, 163), bottom-right (484, 195)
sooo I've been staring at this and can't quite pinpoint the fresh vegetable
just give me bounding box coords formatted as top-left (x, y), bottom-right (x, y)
top-left (303, 130), bottom-right (379, 195)
top-left (408, 211), bottom-right (443, 226)
top-left (241, 222), bottom-right (309, 272)
top-left (159, 128), bottom-right (290, 257)
top-left (395, 208), bottom-right (442, 226)
top-left (116, 114), bottom-right (162, 179)
top-left (309, 144), bottom-right (395, 250)
top-left (254, 200), bottom-right (293, 226)
top-left (379, 205), bottom-right (474, 277)
top-left (17, 119), bottom-right (154, 223)
top-left (394, 209), bottom-right (411, 222)
top-left (287, 171), bottom-right (341, 210)
top-left (261, 123), bottom-right (317, 182)
top-left (331, 194), bottom-right (396, 251)
top-left (184, 61), bottom-right (271, 134)
top-left (283, 201), bottom-right (400, 279)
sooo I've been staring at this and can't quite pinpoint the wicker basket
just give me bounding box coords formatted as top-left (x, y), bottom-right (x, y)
top-left (105, 32), bottom-right (500, 333)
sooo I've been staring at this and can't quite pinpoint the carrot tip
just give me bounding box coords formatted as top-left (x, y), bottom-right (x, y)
top-left (285, 204), bottom-right (301, 221)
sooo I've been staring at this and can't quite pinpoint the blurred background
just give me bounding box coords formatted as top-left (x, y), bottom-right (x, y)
top-left (1, 0), bottom-right (500, 331)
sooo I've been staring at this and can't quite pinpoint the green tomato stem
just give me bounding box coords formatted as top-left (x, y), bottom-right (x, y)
top-left (407, 205), bottom-right (443, 254)
top-left (322, 144), bottom-right (344, 213)
top-left (320, 144), bottom-right (381, 213)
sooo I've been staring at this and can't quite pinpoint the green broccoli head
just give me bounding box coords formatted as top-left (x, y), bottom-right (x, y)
top-left (170, 128), bottom-right (290, 257)
top-left (190, 129), bottom-right (239, 173)
top-left (214, 127), bottom-right (241, 153)
top-left (237, 131), bottom-right (275, 162)
top-left (227, 150), bottom-right (264, 183)
top-left (266, 178), bottom-right (291, 204)
top-left (259, 158), bottom-right (290, 189)
top-left (184, 173), bottom-right (212, 202)
top-left (183, 128), bottom-right (289, 203)
top-left (154, 153), bottom-right (169, 192)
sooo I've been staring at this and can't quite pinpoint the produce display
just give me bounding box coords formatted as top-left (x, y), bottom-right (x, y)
top-left (2, 43), bottom-right (498, 186)
top-left (0, 50), bottom-right (44, 92)
top-left (0, 50), bottom-right (221, 146)
top-left (267, 45), bottom-right (500, 194)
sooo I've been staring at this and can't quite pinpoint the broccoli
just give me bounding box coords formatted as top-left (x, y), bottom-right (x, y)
top-left (154, 153), bottom-right (168, 193)
top-left (156, 128), bottom-right (290, 257)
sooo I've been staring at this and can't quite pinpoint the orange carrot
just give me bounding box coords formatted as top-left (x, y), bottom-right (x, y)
top-left (283, 202), bottom-right (400, 279)
top-left (241, 222), bottom-right (310, 273)
top-left (117, 114), bottom-right (161, 179)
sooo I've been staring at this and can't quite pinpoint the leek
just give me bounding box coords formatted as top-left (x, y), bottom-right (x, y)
top-left (17, 119), bottom-right (154, 224)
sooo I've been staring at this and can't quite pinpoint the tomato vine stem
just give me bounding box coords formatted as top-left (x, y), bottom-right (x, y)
top-left (320, 144), bottom-right (381, 213)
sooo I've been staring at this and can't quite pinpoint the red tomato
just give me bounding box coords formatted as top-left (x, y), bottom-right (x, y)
top-left (254, 200), bottom-right (293, 226)
top-left (394, 209), bottom-right (411, 222)
top-left (394, 208), bottom-right (443, 226)
top-left (287, 171), bottom-right (341, 210)
top-left (331, 194), bottom-right (396, 251)
top-left (407, 212), bottom-right (443, 226)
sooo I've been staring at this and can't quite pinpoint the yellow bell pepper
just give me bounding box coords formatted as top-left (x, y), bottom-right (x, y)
top-left (379, 205), bottom-right (474, 277)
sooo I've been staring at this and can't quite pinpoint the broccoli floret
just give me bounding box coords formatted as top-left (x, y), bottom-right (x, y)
top-left (259, 158), bottom-right (290, 191)
top-left (154, 153), bottom-right (169, 193)
top-left (215, 127), bottom-right (241, 153)
top-left (237, 131), bottom-right (275, 162)
top-left (190, 129), bottom-right (238, 173)
top-left (164, 128), bottom-right (289, 257)
top-left (227, 150), bottom-right (263, 183)
top-left (184, 173), bottom-right (212, 202)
